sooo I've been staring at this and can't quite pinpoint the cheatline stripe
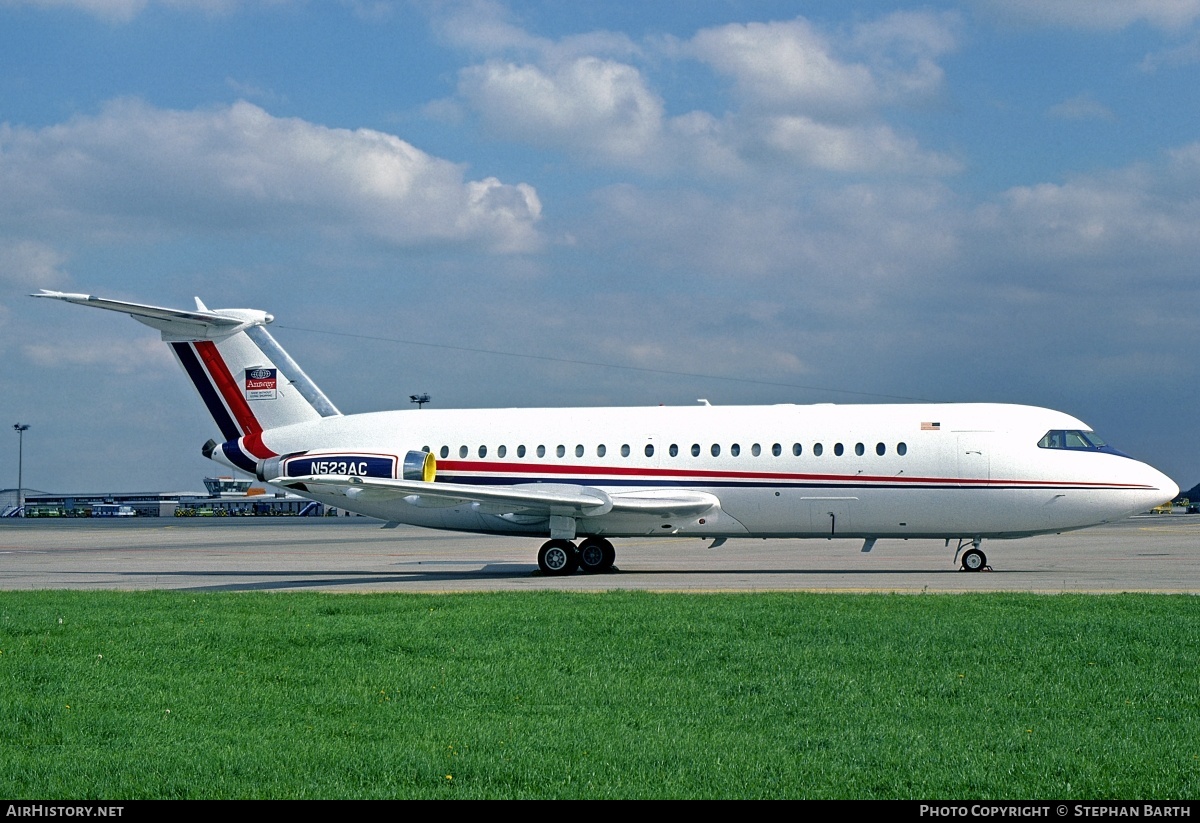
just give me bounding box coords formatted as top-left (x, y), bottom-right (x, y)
top-left (193, 341), bottom-right (262, 436)
top-left (437, 476), bottom-right (1150, 492)
top-left (221, 441), bottom-right (259, 473)
top-left (431, 461), bottom-right (1154, 490)
top-left (171, 343), bottom-right (240, 442)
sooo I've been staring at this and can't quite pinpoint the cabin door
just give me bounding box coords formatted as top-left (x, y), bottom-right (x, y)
top-left (956, 433), bottom-right (991, 483)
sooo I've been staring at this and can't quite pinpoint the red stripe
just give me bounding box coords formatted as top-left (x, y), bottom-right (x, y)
top-left (240, 431), bottom-right (276, 460)
top-left (194, 341), bottom-right (262, 436)
top-left (435, 460), bottom-right (1150, 489)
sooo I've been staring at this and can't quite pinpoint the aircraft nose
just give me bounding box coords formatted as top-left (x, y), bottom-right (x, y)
top-left (1144, 465), bottom-right (1178, 507)
top-left (1162, 475), bottom-right (1180, 503)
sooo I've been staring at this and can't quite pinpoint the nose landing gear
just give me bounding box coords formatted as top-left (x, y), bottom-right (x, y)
top-left (953, 537), bottom-right (990, 572)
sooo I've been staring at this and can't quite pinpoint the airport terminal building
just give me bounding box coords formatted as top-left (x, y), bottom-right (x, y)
top-left (1, 477), bottom-right (326, 518)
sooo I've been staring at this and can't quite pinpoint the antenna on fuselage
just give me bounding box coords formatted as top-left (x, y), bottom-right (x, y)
top-left (410, 393), bottom-right (431, 409)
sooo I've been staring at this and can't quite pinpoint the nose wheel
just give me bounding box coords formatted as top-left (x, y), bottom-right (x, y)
top-left (953, 537), bottom-right (990, 572)
top-left (960, 547), bottom-right (988, 571)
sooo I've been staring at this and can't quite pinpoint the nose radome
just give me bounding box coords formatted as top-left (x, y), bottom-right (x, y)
top-left (1146, 465), bottom-right (1179, 506)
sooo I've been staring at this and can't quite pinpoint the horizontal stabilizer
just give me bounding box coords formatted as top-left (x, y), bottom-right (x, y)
top-left (31, 290), bottom-right (273, 342)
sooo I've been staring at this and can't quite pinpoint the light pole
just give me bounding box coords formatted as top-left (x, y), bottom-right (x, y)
top-left (13, 423), bottom-right (29, 516)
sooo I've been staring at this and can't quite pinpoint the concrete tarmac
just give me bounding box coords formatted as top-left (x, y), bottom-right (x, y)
top-left (1, 514), bottom-right (1198, 594)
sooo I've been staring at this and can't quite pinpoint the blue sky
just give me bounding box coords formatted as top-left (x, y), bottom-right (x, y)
top-left (1, 0), bottom-right (1198, 494)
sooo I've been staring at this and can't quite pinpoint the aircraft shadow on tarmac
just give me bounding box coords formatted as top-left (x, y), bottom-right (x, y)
top-left (75, 563), bottom-right (1010, 593)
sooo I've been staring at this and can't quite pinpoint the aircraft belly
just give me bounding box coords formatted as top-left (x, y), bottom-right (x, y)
top-left (287, 476), bottom-right (1139, 541)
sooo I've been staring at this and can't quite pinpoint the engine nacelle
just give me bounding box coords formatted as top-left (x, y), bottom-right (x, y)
top-left (256, 450), bottom-right (436, 483)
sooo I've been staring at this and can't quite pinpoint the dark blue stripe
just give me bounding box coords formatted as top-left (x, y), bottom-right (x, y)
top-left (172, 342), bottom-right (239, 442)
top-left (221, 440), bottom-right (258, 473)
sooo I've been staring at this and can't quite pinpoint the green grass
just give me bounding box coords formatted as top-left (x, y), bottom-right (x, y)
top-left (1, 591), bottom-right (1198, 799)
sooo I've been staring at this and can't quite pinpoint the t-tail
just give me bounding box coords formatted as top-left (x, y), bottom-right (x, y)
top-left (31, 290), bottom-right (340, 473)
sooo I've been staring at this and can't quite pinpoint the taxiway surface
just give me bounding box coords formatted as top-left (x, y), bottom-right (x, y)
top-left (1, 515), bottom-right (1198, 593)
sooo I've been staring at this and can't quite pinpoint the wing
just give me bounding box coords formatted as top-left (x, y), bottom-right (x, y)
top-left (276, 475), bottom-right (719, 518)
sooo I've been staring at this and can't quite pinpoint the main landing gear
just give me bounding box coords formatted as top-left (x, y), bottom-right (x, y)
top-left (953, 537), bottom-right (990, 572)
top-left (537, 537), bottom-right (617, 576)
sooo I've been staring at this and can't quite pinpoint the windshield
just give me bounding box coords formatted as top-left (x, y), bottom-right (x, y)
top-left (1037, 429), bottom-right (1117, 452)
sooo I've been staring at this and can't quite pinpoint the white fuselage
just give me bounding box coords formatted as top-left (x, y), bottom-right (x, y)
top-left (215, 402), bottom-right (1177, 541)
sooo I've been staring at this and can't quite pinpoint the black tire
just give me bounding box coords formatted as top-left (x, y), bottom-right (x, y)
top-left (961, 547), bottom-right (987, 572)
top-left (577, 537), bottom-right (616, 574)
top-left (538, 539), bottom-right (578, 576)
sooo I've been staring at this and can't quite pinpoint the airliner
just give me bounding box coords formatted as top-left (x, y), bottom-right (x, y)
top-left (34, 290), bottom-right (1178, 575)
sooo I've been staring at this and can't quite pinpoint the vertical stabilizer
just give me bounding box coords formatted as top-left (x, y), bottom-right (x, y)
top-left (31, 291), bottom-right (340, 442)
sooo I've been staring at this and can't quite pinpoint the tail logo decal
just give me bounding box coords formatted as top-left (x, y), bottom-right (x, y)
top-left (245, 368), bottom-right (278, 400)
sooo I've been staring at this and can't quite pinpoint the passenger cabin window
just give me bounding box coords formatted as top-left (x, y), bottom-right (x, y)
top-left (1038, 430), bottom-right (1108, 450)
top-left (669, 444), bottom-right (679, 457)
top-left (517, 445), bottom-right (526, 458)
top-left (876, 442), bottom-right (886, 456)
top-left (621, 444), bottom-right (630, 457)
top-left (440, 445), bottom-right (449, 459)
top-left (855, 443), bottom-right (864, 456)
top-left (730, 443), bottom-right (740, 457)
top-left (751, 443), bottom-right (761, 456)
top-left (459, 445), bottom-right (468, 458)
top-left (897, 442), bottom-right (907, 456)
top-left (498, 445), bottom-right (507, 458)
top-left (645, 444), bottom-right (654, 457)
top-left (556, 445), bottom-right (565, 458)
top-left (772, 443), bottom-right (782, 457)
top-left (479, 445), bottom-right (487, 458)
top-left (576, 445), bottom-right (584, 458)
top-left (537, 445), bottom-right (546, 458)
top-left (692, 444), bottom-right (701, 457)
top-left (834, 443), bottom-right (844, 456)
top-left (813, 443), bottom-right (823, 456)
top-left (711, 444), bottom-right (721, 457)
top-left (792, 443), bottom-right (801, 457)
top-left (597, 444), bottom-right (606, 457)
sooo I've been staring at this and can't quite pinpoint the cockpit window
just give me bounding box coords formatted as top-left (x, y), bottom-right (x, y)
top-left (1038, 430), bottom-right (1108, 450)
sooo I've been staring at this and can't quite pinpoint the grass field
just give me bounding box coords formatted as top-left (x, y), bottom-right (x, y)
top-left (1, 590), bottom-right (1198, 799)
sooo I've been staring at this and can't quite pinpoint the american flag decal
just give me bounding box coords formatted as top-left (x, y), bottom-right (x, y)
top-left (921, 422), bottom-right (941, 431)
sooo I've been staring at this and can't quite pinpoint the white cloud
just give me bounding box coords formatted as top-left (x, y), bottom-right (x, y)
top-left (22, 336), bottom-right (172, 374)
top-left (687, 19), bottom-right (876, 118)
top-left (0, 99), bottom-right (542, 253)
top-left (977, 0), bottom-right (1200, 32)
top-left (0, 240), bottom-right (70, 287)
top-left (1, 0), bottom-right (246, 22)
top-left (450, 12), bottom-right (960, 178)
top-left (435, 0), bottom-right (639, 62)
top-left (1047, 94), bottom-right (1117, 121)
top-left (457, 57), bottom-right (665, 166)
top-left (685, 12), bottom-right (959, 117)
top-left (754, 116), bottom-right (961, 175)
top-left (977, 165), bottom-right (1200, 272)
